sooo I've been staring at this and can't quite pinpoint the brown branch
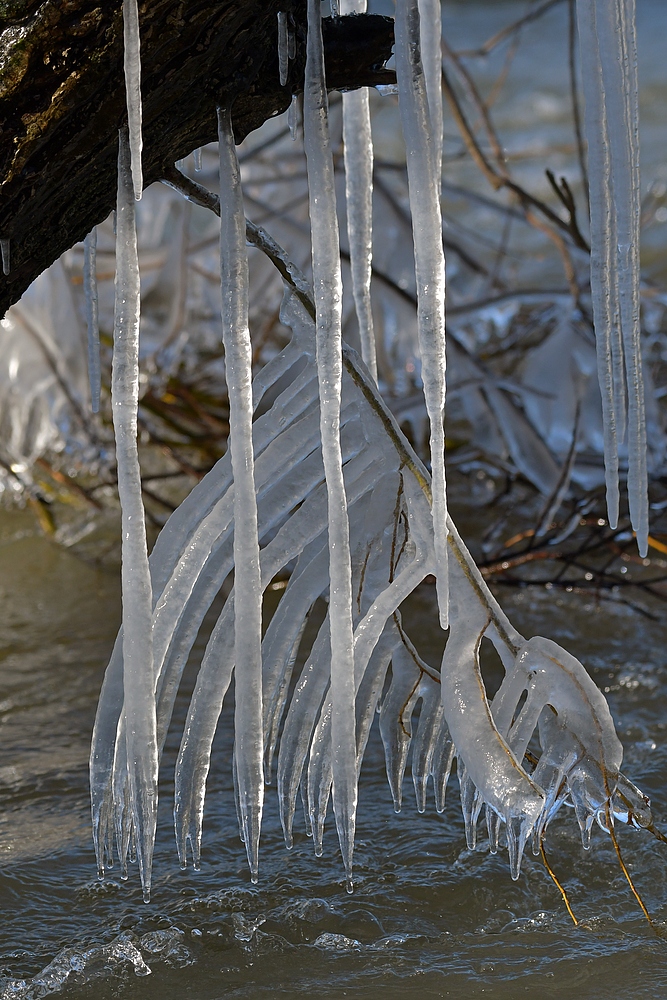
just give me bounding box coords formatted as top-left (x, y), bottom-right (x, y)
top-left (0, 4), bottom-right (394, 318)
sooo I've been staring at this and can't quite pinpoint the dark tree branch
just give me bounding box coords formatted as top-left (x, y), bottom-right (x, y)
top-left (0, 2), bottom-right (395, 318)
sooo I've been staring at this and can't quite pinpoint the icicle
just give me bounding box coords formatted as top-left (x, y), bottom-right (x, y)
top-left (217, 105), bottom-right (264, 881)
top-left (288, 95), bottom-right (299, 141)
top-left (395, 0), bottom-right (449, 627)
top-left (418, 0), bottom-right (443, 180)
top-left (577, 0), bottom-right (648, 553)
top-left (112, 128), bottom-right (157, 902)
top-left (614, 0), bottom-right (647, 554)
top-left (123, 0), bottom-right (143, 200)
top-left (287, 19), bottom-right (296, 61)
top-left (340, 0), bottom-right (377, 386)
top-left (342, 89), bottom-right (376, 379)
top-left (83, 228), bottom-right (101, 413)
top-left (193, 147), bottom-right (202, 172)
top-left (277, 12), bottom-right (289, 88)
top-left (0, 238), bottom-right (9, 275)
top-left (303, 0), bottom-right (357, 888)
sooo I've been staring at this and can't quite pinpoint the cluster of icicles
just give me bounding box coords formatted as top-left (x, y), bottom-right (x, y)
top-left (87, 0), bottom-right (654, 903)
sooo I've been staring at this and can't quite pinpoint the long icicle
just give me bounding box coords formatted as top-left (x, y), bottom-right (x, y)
top-left (613, 0), bottom-right (648, 554)
top-left (303, 0), bottom-right (357, 889)
top-left (83, 228), bottom-right (101, 413)
top-left (113, 128), bottom-right (157, 902)
top-left (341, 0), bottom-right (376, 383)
top-left (576, 0), bottom-right (620, 527)
top-left (577, 0), bottom-right (648, 551)
top-left (418, 0), bottom-right (443, 180)
top-left (123, 0), bottom-right (143, 200)
top-left (342, 89), bottom-right (376, 382)
top-left (621, 0), bottom-right (649, 558)
top-left (217, 106), bottom-right (264, 881)
top-left (395, 0), bottom-right (449, 627)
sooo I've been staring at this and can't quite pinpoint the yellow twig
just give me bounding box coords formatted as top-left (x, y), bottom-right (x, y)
top-left (540, 834), bottom-right (579, 926)
top-left (605, 802), bottom-right (660, 935)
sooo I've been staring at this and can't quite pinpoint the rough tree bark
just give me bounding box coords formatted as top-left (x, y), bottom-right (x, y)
top-left (0, 0), bottom-right (395, 318)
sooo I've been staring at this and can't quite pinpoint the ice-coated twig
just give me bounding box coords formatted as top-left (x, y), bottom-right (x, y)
top-left (217, 106), bottom-right (264, 881)
top-left (0, 238), bottom-right (9, 276)
top-left (395, 0), bottom-right (449, 627)
top-left (112, 129), bottom-right (157, 902)
top-left (577, 0), bottom-right (648, 553)
top-left (303, 0), bottom-right (357, 888)
top-left (123, 0), bottom-right (143, 200)
top-left (83, 228), bottom-right (101, 413)
top-left (277, 12), bottom-right (289, 87)
top-left (152, 162), bottom-right (643, 893)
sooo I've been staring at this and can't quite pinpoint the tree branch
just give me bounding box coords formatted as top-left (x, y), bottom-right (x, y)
top-left (0, 2), bottom-right (395, 317)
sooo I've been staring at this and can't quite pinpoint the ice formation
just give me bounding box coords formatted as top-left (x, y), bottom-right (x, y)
top-left (288, 95), bottom-right (300, 140)
top-left (277, 12), bottom-right (289, 88)
top-left (106, 129), bottom-right (157, 902)
top-left (123, 0), bottom-right (143, 200)
top-left (303, 0), bottom-right (357, 885)
top-left (395, 0), bottom-right (449, 627)
top-left (0, 238), bottom-right (9, 276)
top-left (83, 229), bottom-right (101, 413)
top-left (88, 0), bottom-right (656, 904)
top-left (577, 0), bottom-right (648, 554)
top-left (341, 0), bottom-right (377, 382)
top-left (217, 106), bottom-right (264, 879)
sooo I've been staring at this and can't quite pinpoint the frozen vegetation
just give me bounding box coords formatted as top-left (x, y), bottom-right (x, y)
top-left (0, 0), bottom-right (663, 923)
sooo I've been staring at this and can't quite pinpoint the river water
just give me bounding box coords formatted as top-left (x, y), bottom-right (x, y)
top-left (2, 491), bottom-right (667, 1000)
top-left (2, 0), bottom-right (667, 998)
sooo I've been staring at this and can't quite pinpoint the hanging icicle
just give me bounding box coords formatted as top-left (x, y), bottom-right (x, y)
top-left (395, 0), bottom-right (449, 626)
top-left (277, 12), bottom-right (289, 88)
top-left (0, 238), bottom-right (9, 276)
top-left (217, 106), bottom-right (264, 882)
top-left (418, 0), bottom-right (443, 180)
top-left (112, 129), bottom-right (157, 902)
top-left (123, 0), bottom-right (143, 200)
top-left (577, 0), bottom-right (648, 555)
top-left (288, 95), bottom-right (300, 141)
top-left (341, 0), bottom-right (377, 383)
top-left (303, 0), bottom-right (357, 889)
top-left (193, 147), bottom-right (202, 172)
top-left (83, 228), bottom-right (101, 414)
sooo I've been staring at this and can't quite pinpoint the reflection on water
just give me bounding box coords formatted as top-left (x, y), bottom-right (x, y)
top-left (2, 0), bottom-right (667, 996)
top-left (1, 498), bottom-right (667, 1000)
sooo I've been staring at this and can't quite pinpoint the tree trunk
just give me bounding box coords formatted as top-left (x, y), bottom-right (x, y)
top-left (0, 1), bottom-right (394, 317)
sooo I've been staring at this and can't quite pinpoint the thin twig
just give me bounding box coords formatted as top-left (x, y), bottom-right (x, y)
top-left (457, 0), bottom-right (566, 58)
top-left (540, 834), bottom-right (579, 926)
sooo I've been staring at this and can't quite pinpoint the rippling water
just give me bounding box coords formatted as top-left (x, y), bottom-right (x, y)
top-left (3, 0), bottom-right (667, 996)
top-left (2, 494), bottom-right (667, 1000)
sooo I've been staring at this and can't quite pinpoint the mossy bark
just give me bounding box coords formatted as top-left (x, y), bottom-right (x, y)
top-left (0, 0), bottom-right (394, 317)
